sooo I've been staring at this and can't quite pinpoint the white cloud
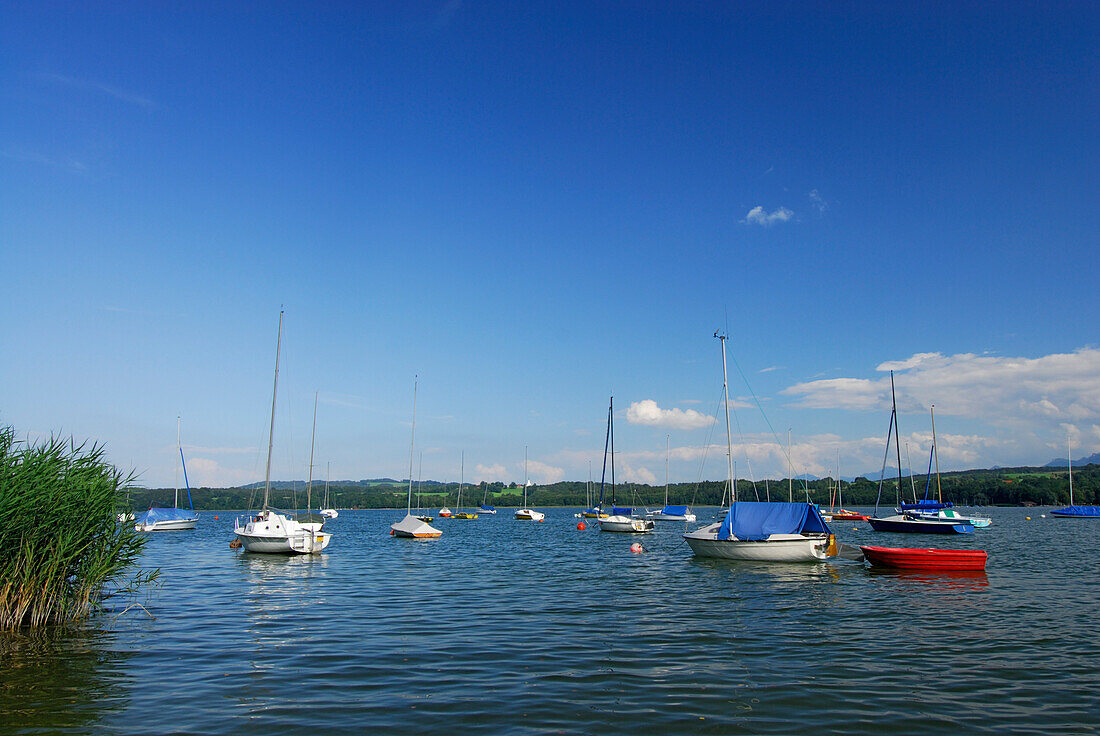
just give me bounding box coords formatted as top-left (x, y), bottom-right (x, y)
top-left (625, 399), bottom-right (714, 430)
top-left (525, 459), bottom-right (565, 484)
top-left (809, 189), bottom-right (828, 214)
top-left (475, 463), bottom-right (507, 482)
top-left (783, 349), bottom-right (1100, 428)
top-left (744, 205), bottom-right (794, 226)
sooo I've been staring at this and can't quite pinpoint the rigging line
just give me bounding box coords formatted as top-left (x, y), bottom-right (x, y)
top-left (726, 350), bottom-right (811, 496)
top-left (690, 384), bottom-right (726, 507)
top-left (728, 393), bottom-right (760, 501)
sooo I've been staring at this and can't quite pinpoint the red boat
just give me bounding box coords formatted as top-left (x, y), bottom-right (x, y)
top-left (829, 511), bottom-right (869, 521)
top-left (860, 545), bottom-right (987, 571)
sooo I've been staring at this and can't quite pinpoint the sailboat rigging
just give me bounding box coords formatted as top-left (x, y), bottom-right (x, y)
top-left (598, 396), bottom-right (654, 533)
top-left (234, 310), bottom-right (332, 553)
top-left (392, 376), bottom-right (443, 538)
top-left (134, 416), bottom-right (198, 532)
top-left (514, 446), bottom-right (545, 521)
top-left (683, 331), bottom-right (833, 561)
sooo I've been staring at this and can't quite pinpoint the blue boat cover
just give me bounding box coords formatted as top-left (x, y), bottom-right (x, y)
top-left (612, 506), bottom-right (632, 516)
top-left (134, 507), bottom-right (197, 525)
top-left (900, 500), bottom-right (953, 511)
top-left (1051, 506), bottom-right (1100, 517)
top-left (717, 502), bottom-right (830, 541)
top-left (660, 505), bottom-right (689, 516)
top-left (479, 504), bottom-right (496, 511)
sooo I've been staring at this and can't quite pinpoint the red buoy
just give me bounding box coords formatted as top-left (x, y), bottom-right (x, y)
top-left (577, 521), bottom-right (586, 530)
top-left (214, 515), bottom-right (219, 520)
top-left (630, 542), bottom-right (644, 553)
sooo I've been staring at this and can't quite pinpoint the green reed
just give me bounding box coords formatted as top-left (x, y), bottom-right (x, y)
top-left (0, 426), bottom-right (157, 629)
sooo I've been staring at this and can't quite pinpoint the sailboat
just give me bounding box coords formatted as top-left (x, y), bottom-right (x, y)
top-left (514, 446), bottom-right (545, 521)
top-left (135, 416), bottom-right (199, 531)
top-left (452, 452), bottom-right (478, 519)
top-left (597, 397), bottom-right (655, 533)
top-left (820, 452), bottom-right (867, 522)
top-left (392, 376), bottom-right (443, 538)
top-left (649, 435), bottom-right (697, 522)
top-left (683, 332), bottom-right (833, 561)
top-left (1051, 435), bottom-right (1100, 517)
top-left (867, 377), bottom-right (974, 534)
top-left (233, 311), bottom-right (332, 554)
top-left (319, 462), bottom-right (338, 519)
top-left (900, 407), bottom-right (991, 527)
top-left (479, 480), bottom-right (497, 515)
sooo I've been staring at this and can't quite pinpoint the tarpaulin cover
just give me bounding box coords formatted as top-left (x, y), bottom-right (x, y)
top-left (1050, 506), bottom-right (1100, 517)
top-left (660, 505), bottom-right (689, 516)
top-left (612, 506), bottom-right (633, 516)
top-left (717, 502), bottom-right (830, 541)
top-left (900, 500), bottom-right (953, 511)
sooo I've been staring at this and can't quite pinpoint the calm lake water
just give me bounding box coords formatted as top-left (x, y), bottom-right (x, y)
top-left (2, 506), bottom-right (1098, 735)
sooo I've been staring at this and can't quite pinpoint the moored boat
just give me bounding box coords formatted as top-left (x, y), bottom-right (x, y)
top-left (391, 376), bottom-right (442, 540)
top-left (683, 501), bottom-right (833, 561)
top-left (234, 312), bottom-right (332, 554)
top-left (1050, 436), bottom-right (1099, 517)
top-left (860, 545), bottom-right (987, 571)
top-left (867, 515), bottom-right (974, 534)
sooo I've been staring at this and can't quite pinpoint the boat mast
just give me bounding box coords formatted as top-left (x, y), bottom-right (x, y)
top-left (406, 376), bottom-right (417, 516)
top-left (665, 434), bottom-right (670, 507)
top-left (597, 398), bottom-right (611, 511)
top-left (263, 309), bottom-right (284, 511)
top-left (458, 451), bottom-right (464, 511)
top-left (610, 397), bottom-right (616, 507)
top-left (716, 332), bottom-right (735, 504)
top-left (523, 445), bottom-right (528, 507)
top-left (891, 371), bottom-right (903, 506)
top-left (307, 390), bottom-right (317, 513)
top-left (175, 415), bottom-right (180, 509)
top-left (1068, 434), bottom-right (1074, 506)
top-left (787, 429), bottom-right (792, 503)
top-left (930, 405), bottom-right (942, 503)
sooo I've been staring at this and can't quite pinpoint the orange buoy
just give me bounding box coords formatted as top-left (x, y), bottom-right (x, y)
top-left (630, 542), bottom-right (644, 553)
top-left (214, 515), bottom-right (219, 520)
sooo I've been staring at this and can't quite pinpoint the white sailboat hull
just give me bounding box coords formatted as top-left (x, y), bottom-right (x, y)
top-left (648, 511), bottom-right (697, 522)
top-left (319, 509), bottom-right (338, 518)
top-left (514, 508), bottom-right (545, 521)
top-left (136, 517), bottom-right (197, 532)
top-left (599, 515), bottom-right (655, 533)
top-left (683, 524), bottom-right (829, 561)
top-left (234, 510), bottom-right (332, 554)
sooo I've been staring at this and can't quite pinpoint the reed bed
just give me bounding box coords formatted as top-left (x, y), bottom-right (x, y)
top-left (0, 426), bottom-right (156, 629)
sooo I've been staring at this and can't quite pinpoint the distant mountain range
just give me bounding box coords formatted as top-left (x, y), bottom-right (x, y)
top-left (1045, 453), bottom-right (1100, 468)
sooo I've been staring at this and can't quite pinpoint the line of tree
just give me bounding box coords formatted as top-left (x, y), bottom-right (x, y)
top-left (126, 464), bottom-right (1100, 511)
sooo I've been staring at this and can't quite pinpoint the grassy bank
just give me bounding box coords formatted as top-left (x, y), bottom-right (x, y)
top-left (0, 426), bottom-right (156, 629)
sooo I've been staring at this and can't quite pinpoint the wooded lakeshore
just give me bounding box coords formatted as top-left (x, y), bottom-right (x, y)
top-left (126, 464), bottom-right (1100, 512)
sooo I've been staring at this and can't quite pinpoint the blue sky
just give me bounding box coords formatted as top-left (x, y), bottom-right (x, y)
top-left (2, 2), bottom-right (1098, 489)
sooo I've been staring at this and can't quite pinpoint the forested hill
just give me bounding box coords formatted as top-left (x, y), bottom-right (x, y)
top-left (125, 464), bottom-right (1099, 511)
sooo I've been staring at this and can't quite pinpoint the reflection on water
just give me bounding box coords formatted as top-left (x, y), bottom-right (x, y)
top-left (0, 627), bottom-right (128, 734)
top-left (6, 507), bottom-right (1100, 735)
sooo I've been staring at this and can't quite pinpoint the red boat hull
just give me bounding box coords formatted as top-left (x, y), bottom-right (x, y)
top-left (860, 545), bottom-right (987, 571)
